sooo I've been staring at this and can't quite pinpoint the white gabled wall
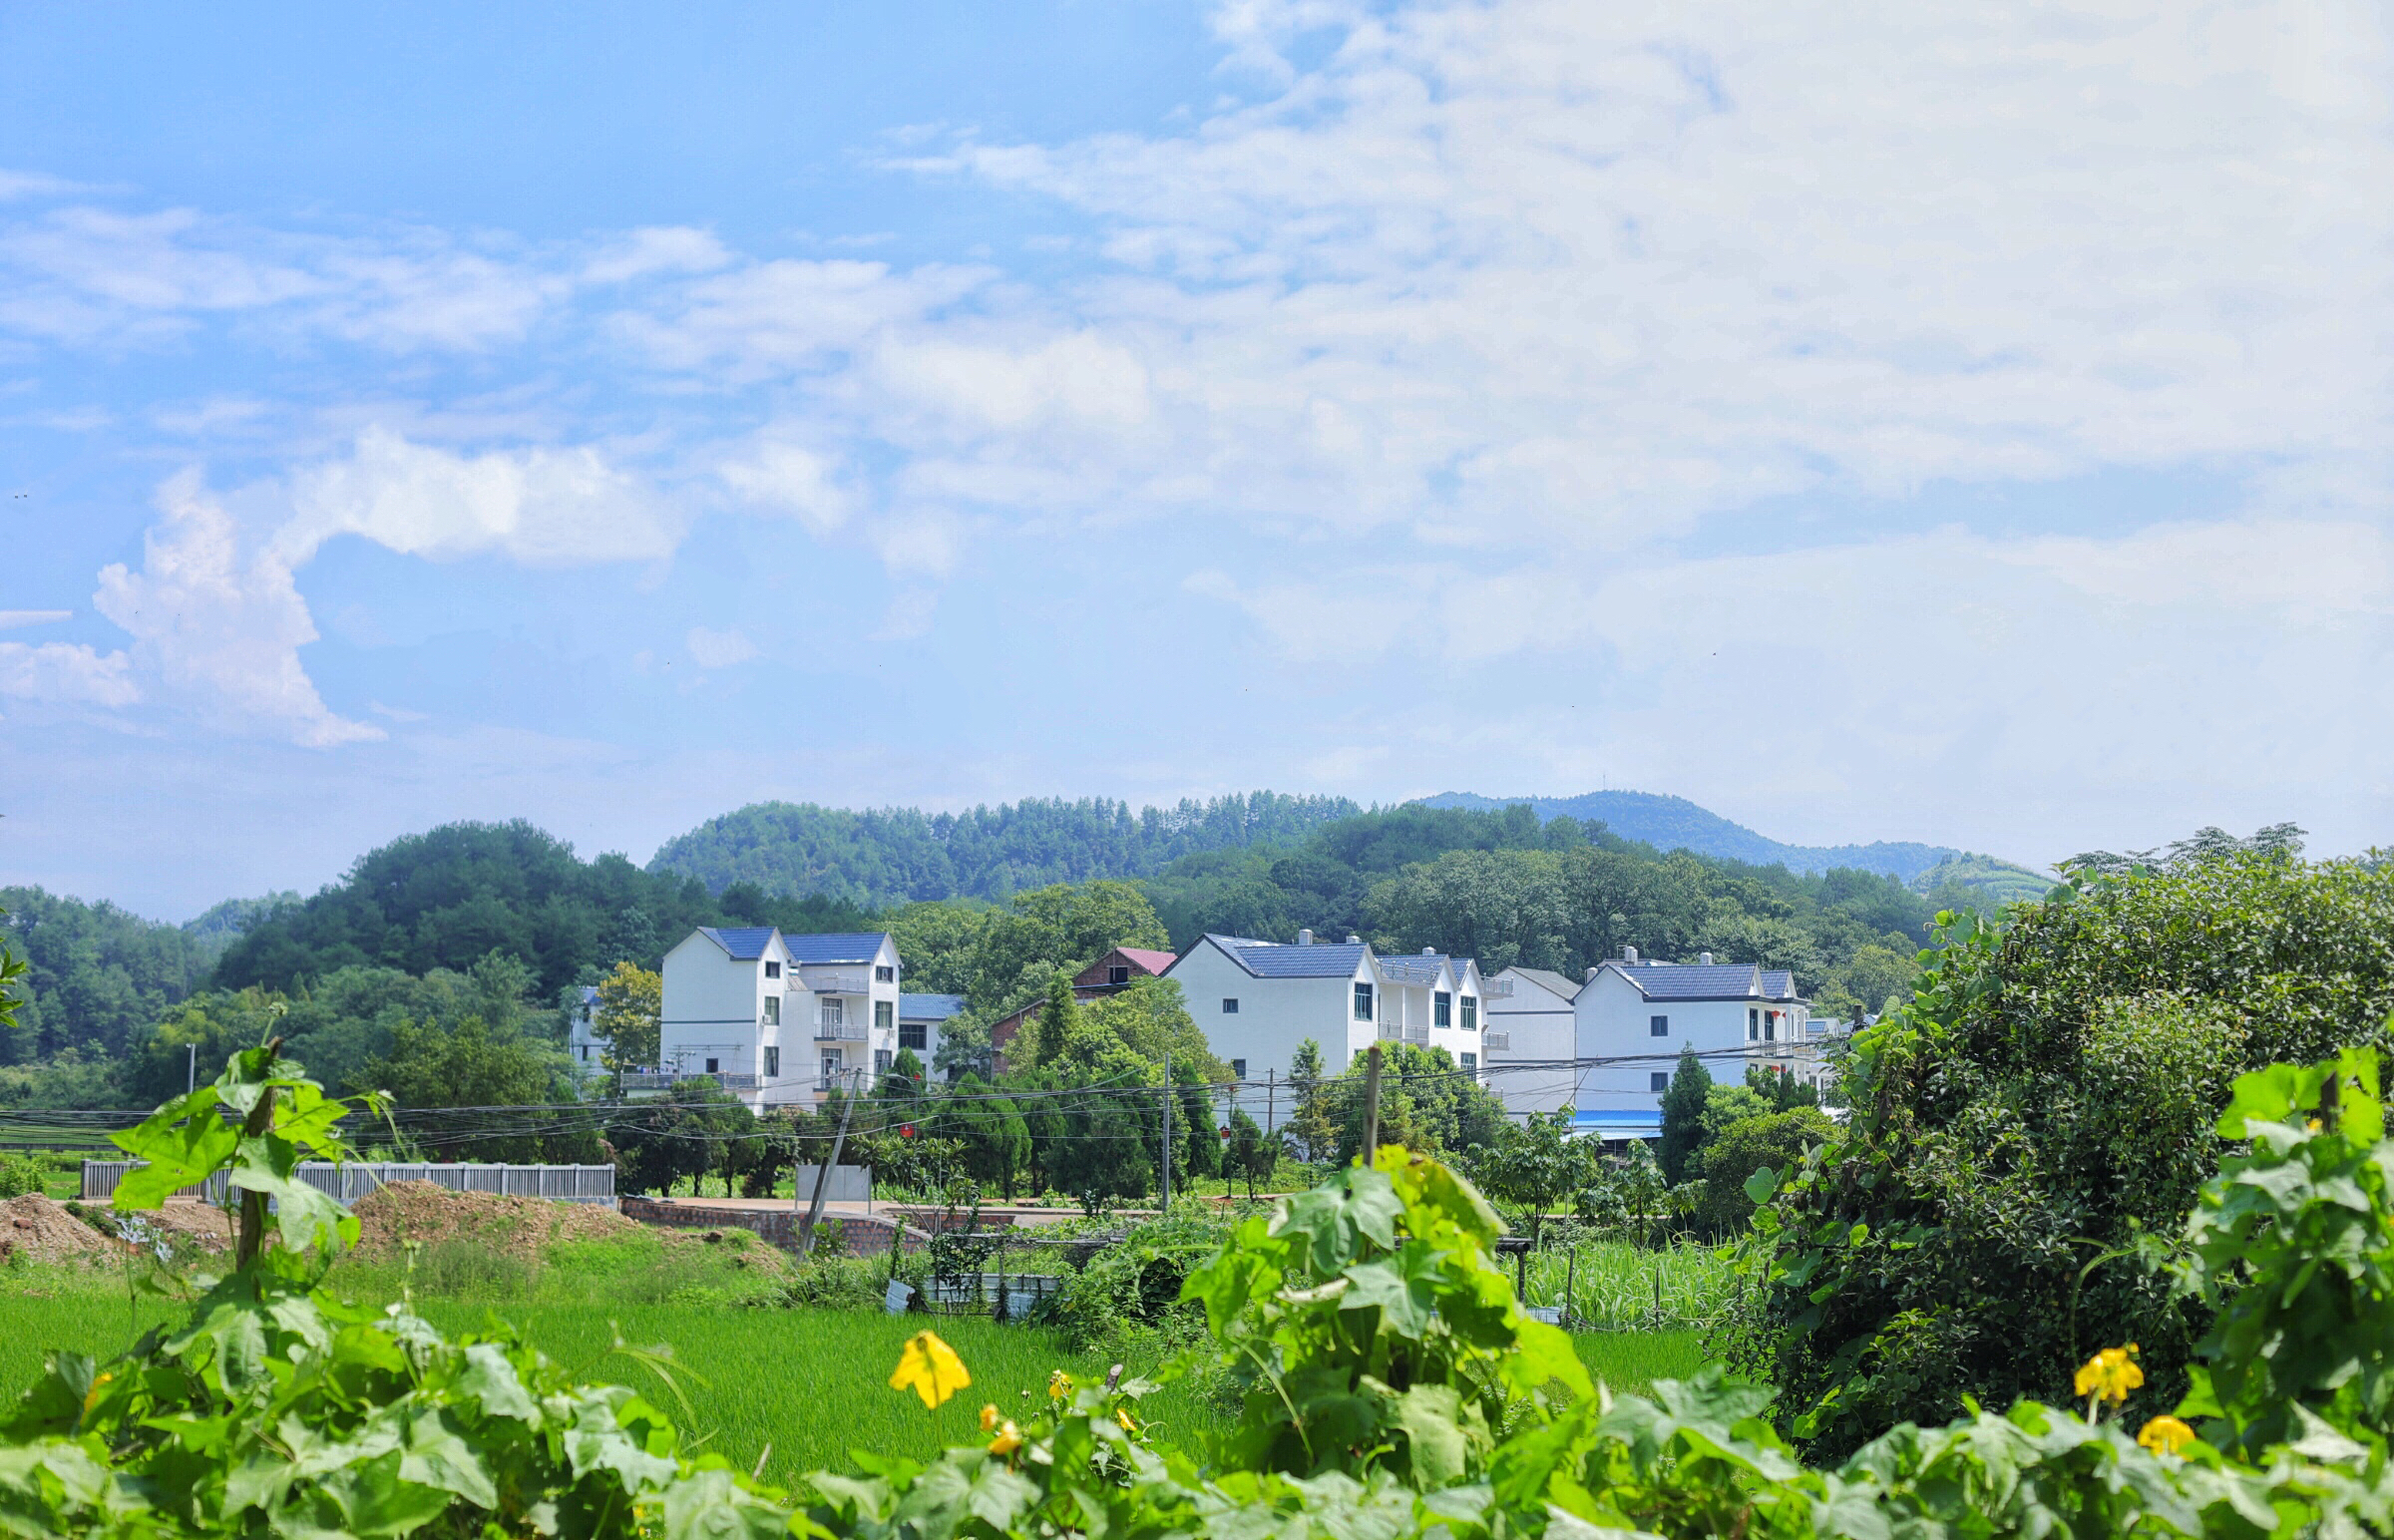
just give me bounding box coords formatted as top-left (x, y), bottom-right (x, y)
top-left (1483, 969), bottom-right (1581, 1116)
top-left (660, 930), bottom-right (784, 1082)
top-left (1574, 967), bottom-right (1814, 1112)
top-left (1166, 941), bottom-right (1360, 1128)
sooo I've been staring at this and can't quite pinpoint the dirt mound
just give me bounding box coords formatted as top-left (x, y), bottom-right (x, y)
top-left (353, 1181), bottom-right (699, 1264)
top-left (0, 1194), bottom-right (114, 1263)
top-left (131, 1200), bottom-right (234, 1251)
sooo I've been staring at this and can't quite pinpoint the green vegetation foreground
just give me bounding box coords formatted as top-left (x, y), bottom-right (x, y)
top-left (9, 954), bottom-right (2394, 1538)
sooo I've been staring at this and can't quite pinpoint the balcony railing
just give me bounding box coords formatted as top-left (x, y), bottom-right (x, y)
top-left (1377, 1018), bottom-right (1428, 1044)
top-left (799, 968), bottom-right (871, 995)
top-left (1479, 977), bottom-right (1513, 998)
top-left (1483, 1031), bottom-right (1511, 1051)
top-left (815, 1020), bottom-right (869, 1041)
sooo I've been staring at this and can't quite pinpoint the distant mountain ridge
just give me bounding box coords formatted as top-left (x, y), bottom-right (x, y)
top-left (1414, 790), bottom-right (2046, 890)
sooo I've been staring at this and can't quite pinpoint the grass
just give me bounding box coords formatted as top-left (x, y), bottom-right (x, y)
top-left (1523, 1238), bottom-right (1739, 1332)
top-left (0, 1238), bottom-right (1717, 1490)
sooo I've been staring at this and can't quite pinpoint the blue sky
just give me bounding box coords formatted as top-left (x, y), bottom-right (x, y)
top-left (1, 0), bottom-right (2388, 921)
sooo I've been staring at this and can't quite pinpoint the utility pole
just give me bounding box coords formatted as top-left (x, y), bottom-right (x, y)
top-left (1160, 1047), bottom-right (1171, 1211)
top-left (186, 1043), bottom-right (197, 1096)
top-left (1363, 1043), bottom-right (1384, 1161)
top-left (797, 1067), bottom-right (861, 1260)
top-left (1266, 1068), bottom-right (1275, 1140)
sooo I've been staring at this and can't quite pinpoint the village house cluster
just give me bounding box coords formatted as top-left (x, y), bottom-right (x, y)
top-left (573, 923), bottom-right (1831, 1132)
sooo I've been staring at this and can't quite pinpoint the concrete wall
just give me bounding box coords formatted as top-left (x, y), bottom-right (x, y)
top-left (1170, 943), bottom-right (1358, 1122)
top-left (1482, 969), bottom-right (1583, 1116)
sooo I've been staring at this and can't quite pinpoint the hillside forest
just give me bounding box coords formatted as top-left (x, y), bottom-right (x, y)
top-left (0, 797), bottom-right (1989, 1118)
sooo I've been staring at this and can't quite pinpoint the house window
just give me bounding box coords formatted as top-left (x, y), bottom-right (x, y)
top-left (1650, 1071), bottom-right (1670, 1093)
top-left (875, 1000), bottom-right (894, 1031)
top-left (1231, 1058), bottom-right (1247, 1078)
top-left (876, 964), bottom-right (895, 982)
top-left (763, 1046), bottom-right (779, 1078)
top-left (900, 1021), bottom-right (927, 1051)
top-left (764, 961), bottom-right (781, 978)
top-left (1108, 964), bottom-right (1130, 985)
top-left (1650, 1014), bottom-right (1668, 1037)
top-left (1749, 1008), bottom-right (1760, 1041)
top-left (1354, 982), bottom-right (1375, 1021)
top-left (875, 1048), bottom-right (893, 1074)
top-left (1461, 997), bottom-right (1477, 1031)
top-left (1461, 1051), bottom-right (1477, 1075)
top-left (1764, 1010), bottom-right (1777, 1042)
top-left (705, 1058), bottom-right (720, 1074)
top-left (820, 1052), bottom-right (841, 1087)
top-left (1434, 990), bottom-right (1452, 1027)
top-left (821, 997), bottom-right (845, 1027)
top-left (1222, 997), bottom-right (1239, 1014)
top-left (763, 995), bottom-right (779, 1025)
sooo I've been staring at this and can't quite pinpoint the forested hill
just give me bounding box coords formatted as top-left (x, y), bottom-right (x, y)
top-left (1416, 790), bottom-right (2047, 891)
top-left (644, 792), bottom-right (1363, 905)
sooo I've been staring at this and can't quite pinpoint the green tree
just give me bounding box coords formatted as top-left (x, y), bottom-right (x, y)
top-left (969, 880), bottom-right (1169, 1014)
top-left (1177, 1063), bottom-right (1221, 1184)
top-left (1736, 842), bottom-right (2394, 1457)
top-left (352, 1013), bottom-right (573, 1163)
top-left (1465, 1107), bottom-right (1595, 1249)
top-left (1019, 970), bottom-right (1084, 1069)
top-left (1695, 1105), bottom-right (1834, 1233)
top-left (881, 902), bottom-right (992, 995)
top-left (1656, 1047), bottom-right (1712, 1183)
top-left (1083, 975), bottom-right (1224, 1078)
top-left (1225, 1106), bottom-right (1281, 1198)
top-left (949, 1074), bottom-right (1032, 1200)
top-left (593, 960), bottom-right (661, 1071)
top-left (878, 1046), bottom-right (929, 1101)
top-left (1284, 1037), bottom-right (1338, 1162)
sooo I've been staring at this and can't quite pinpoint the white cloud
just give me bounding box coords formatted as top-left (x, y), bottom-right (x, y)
top-left (584, 225), bottom-right (733, 284)
top-left (718, 437), bottom-right (853, 535)
top-left (93, 471), bottom-right (380, 747)
top-left (276, 427), bottom-right (679, 569)
top-left (684, 626), bottom-right (758, 668)
top-left (0, 640), bottom-right (138, 706)
top-left (0, 610), bottom-right (71, 630)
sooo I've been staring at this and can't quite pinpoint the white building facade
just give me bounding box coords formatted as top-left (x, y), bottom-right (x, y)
top-left (566, 984), bottom-right (607, 1075)
top-left (898, 992), bottom-right (965, 1070)
top-left (1570, 948), bottom-right (1812, 1139)
top-left (658, 927), bottom-right (903, 1109)
top-left (1162, 932), bottom-right (1494, 1128)
top-left (1479, 966), bottom-right (1584, 1117)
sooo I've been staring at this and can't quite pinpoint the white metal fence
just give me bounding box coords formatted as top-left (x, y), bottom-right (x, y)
top-left (82, 1161), bottom-right (617, 1206)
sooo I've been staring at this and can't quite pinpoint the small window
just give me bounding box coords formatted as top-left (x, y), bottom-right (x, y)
top-left (1650, 1014), bottom-right (1668, 1037)
top-left (820, 1052), bottom-right (841, 1085)
top-left (1764, 1010), bottom-right (1777, 1043)
top-left (1108, 964), bottom-right (1130, 985)
top-left (899, 1021), bottom-right (927, 1051)
top-left (1461, 996), bottom-right (1477, 1031)
top-left (876, 964), bottom-right (895, 982)
top-left (763, 995), bottom-right (781, 1025)
top-left (763, 1046), bottom-right (780, 1078)
top-left (1231, 1058), bottom-right (1247, 1079)
top-left (1650, 1071), bottom-right (1669, 1093)
top-left (705, 1057), bottom-right (720, 1074)
top-left (875, 1048), bottom-right (892, 1074)
top-left (1354, 982), bottom-right (1375, 1021)
top-left (1434, 990), bottom-right (1452, 1027)
top-left (821, 997), bottom-right (844, 1026)
top-left (1461, 1051), bottom-right (1477, 1073)
top-left (875, 999), bottom-right (894, 1031)
top-left (1222, 997), bottom-right (1239, 1014)
top-left (1748, 1007), bottom-right (1760, 1041)
top-left (764, 961), bottom-right (781, 978)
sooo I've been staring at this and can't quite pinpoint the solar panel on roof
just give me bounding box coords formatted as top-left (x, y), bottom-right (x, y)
top-left (782, 932), bottom-right (893, 963)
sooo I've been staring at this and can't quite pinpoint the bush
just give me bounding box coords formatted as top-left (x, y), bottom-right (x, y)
top-left (0, 1151), bottom-right (55, 1199)
top-left (1729, 848), bottom-right (2394, 1456)
top-left (1694, 1106), bottom-right (1834, 1234)
top-left (1051, 1206), bottom-right (1237, 1355)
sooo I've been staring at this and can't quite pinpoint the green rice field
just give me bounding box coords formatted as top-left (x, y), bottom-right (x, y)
top-left (0, 1274), bottom-right (1706, 1487)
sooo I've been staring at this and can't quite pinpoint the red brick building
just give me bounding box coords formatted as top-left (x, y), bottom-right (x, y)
top-left (990, 946), bottom-right (1177, 1070)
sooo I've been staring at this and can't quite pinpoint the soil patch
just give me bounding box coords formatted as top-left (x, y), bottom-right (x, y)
top-left (0, 1195), bottom-right (114, 1263)
top-left (352, 1182), bottom-right (766, 1268)
top-left (133, 1200), bottom-right (234, 1251)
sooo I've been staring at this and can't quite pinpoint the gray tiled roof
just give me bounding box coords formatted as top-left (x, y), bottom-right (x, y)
top-left (1505, 966), bottom-right (1582, 1001)
top-left (1608, 962), bottom-right (1767, 1000)
top-left (900, 992), bottom-right (967, 1021)
top-left (1761, 970), bottom-right (1796, 999)
top-left (784, 932), bottom-right (893, 964)
top-left (1377, 956), bottom-right (1449, 984)
top-left (1216, 935), bottom-right (1371, 978)
top-left (698, 926), bottom-right (779, 961)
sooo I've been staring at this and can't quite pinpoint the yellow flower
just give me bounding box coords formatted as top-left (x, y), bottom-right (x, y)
top-left (2074, 1345), bottom-right (2144, 1405)
top-left (979, 1403), bottom-right (999, 1432)
top-left (988, 1419), bottom-right (1023, 1456)
top-left (2138, 1415), bottom-right (2197, 1456)
top-left (1116, 1408), bottom-right (1137, 1432)
top-left (1047, 1369), bottom-right (1071, 1401)
top-left (889, 1331), bottom-right (972, 1409)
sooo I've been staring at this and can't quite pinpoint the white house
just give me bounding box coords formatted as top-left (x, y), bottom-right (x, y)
top-left (898, 992), bottom-right (965, 1070)
top-left (1162, 931), bottom-right (1492, 1129)
top-left (566, 985), bottom-right (607, 1075)
top-left (1570, 947), bottom-right (1812, 1139)
top-left (1480, 966), bottom-right (1585, 1117)
top-left (658, 927), bottom-right (903, 1109)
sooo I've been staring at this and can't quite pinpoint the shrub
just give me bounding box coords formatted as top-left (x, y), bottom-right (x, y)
top-left (1694, 1106), bottom-right (1834, 1234)
top-left (0, 1151), bottom-right (56, 1199)
top-left (1729, 848), bottom-right (2394, 1456)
